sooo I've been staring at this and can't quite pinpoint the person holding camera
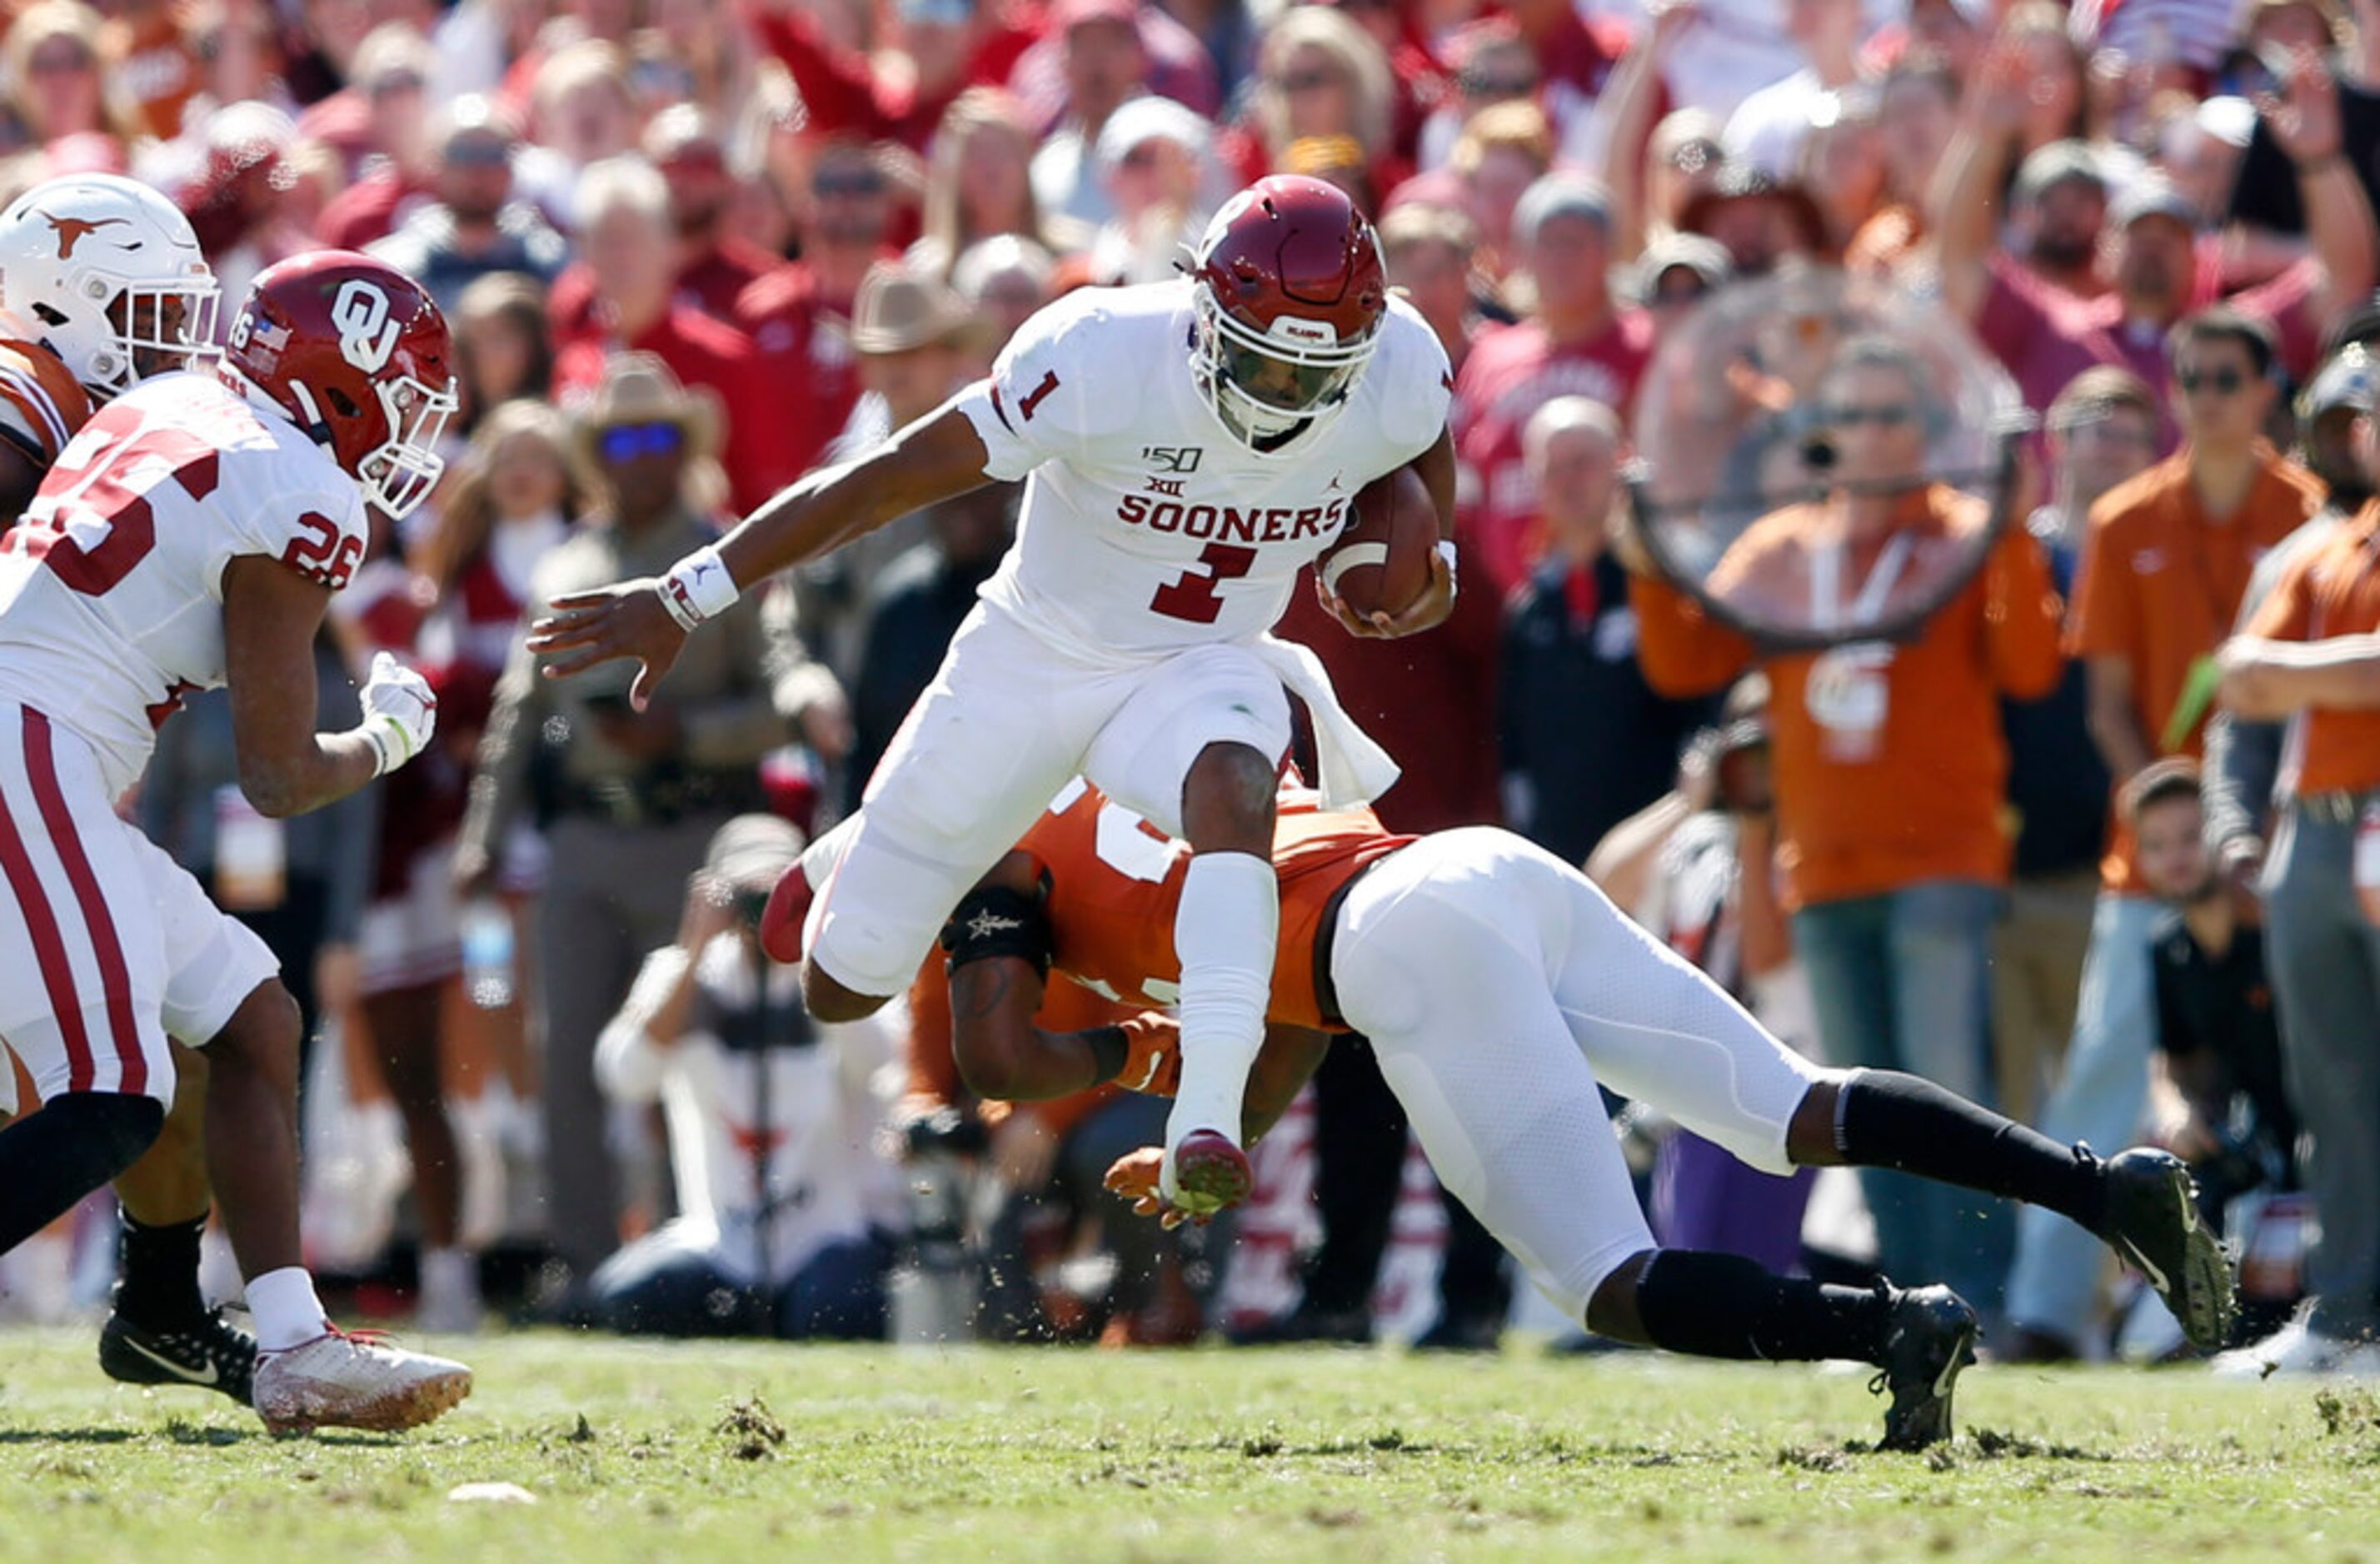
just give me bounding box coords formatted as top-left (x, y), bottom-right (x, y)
top-left (455, 356), bottom-right (848, 1294)
top-left (586, 815), bottom-right (899, 1339)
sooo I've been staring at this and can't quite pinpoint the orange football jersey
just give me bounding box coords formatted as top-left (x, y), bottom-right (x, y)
top-left (1020, 780), bottom-right (1415, 1030)
top-left (0, 337), bottom-right (93, 468)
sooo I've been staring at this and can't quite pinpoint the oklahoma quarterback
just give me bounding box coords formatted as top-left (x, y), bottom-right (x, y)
top-left (531, 175), bottom-right (1459, 1217)
top-left (0, 247), bottom-right (470, 1433)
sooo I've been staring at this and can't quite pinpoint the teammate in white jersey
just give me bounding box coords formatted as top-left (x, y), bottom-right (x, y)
top-left (531, 176), bottom-right (1459, 1213)
top-left (0, 171), bottom-right (275, 1407)
top-left (0, 248), bottom-right (472, 1433)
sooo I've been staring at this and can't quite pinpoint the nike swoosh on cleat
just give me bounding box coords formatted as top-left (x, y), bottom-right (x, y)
top-left (2118, 1237), bottom-right (2168, 1294)
top-left (119, 1337), bottom-right (220, 1387)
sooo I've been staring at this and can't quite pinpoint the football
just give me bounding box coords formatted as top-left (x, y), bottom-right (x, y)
top-left (1320, 466), bottom-right (1438, 620)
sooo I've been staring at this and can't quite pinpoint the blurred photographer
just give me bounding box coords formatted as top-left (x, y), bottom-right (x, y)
top-left (588, 815), bottom-right (899, 1339)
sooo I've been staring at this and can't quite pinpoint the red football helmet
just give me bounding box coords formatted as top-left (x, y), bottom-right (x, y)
top-left (1189, 176), bottom-right (1388, 454)
top-left (222, 250), bottom-right (458, 520)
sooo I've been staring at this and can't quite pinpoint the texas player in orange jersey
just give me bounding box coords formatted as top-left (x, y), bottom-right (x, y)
top-left (772, 779), bottom-right (2235, 1450)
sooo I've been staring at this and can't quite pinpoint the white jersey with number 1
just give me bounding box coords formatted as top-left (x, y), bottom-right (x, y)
top-left (954, 279), bottom-right (1452, 659)
top-left (0, 369), bottom-right (370, 798)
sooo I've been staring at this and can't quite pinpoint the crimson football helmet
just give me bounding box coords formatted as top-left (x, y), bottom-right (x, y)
top-left (1188, 176), bottom-right (1388, 453)
top-left (222, 251), bottom-right (458, 520)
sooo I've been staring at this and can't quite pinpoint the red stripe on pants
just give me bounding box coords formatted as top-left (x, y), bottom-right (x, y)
top-left (0, 720), bottom-right (93, 1089)
top-left (22, 710), bottom-right (143, 1097)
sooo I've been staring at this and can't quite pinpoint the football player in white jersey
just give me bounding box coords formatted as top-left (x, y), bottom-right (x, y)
top-left (0, 171), bottom-right (267, 1406)
top-left (531, 176), bottom-right (1459, 1214)
top-left (0, 249), bottom-right (472, 1433)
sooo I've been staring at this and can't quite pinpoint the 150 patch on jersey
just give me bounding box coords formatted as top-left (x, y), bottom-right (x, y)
top-left (1141, 446), bottom-right (1203, 475)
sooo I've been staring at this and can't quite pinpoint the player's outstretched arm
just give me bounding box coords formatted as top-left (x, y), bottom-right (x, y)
top-left (526, 401), bottom-right (995, 708)
top-left (222, 557), bottom-right (435, 817)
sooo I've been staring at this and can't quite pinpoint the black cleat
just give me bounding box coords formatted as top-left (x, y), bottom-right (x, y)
top-left (99, 1306), bottom-right (257, 1408)
top-left (2099, 1147), bottom-right (2238, 1353)
top-left (1872, 1285), bottom-right (1978, 1453)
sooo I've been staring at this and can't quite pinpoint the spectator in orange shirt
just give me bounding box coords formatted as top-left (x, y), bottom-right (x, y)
top-left (2005, 306), bottom-right (2328, 1360)
top-left (2211, 474), bottom-right (2380, 1373)
top-left (1629, 336), bottom-right (2063, 1312)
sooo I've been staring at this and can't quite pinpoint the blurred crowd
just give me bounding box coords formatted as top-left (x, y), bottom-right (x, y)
top-left (0, 0), bottom-right (2373, 1372)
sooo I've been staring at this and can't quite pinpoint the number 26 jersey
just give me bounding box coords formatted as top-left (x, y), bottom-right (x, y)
top-left (954, 280), bottom-right (1451, 658)
top-left (0, 370), bottom-right (371, 796)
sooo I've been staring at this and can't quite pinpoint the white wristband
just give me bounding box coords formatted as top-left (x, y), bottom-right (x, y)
top-left (657, 545), bottom-right (739, 633)
top-left (359, 715), bottom-right (406, 778)
top-left (1436, 539), bottom-right (1459, 602)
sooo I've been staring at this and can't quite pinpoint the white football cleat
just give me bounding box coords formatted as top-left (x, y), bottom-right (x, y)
top-left (252, 1325), bottom-right (473, 1434)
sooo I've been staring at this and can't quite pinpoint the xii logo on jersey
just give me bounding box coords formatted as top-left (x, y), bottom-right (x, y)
top-left (1142, 446), bottom-right (1204, 474)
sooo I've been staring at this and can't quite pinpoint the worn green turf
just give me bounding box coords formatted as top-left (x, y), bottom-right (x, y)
top-left (1, 1328), bottom-right (2374, 1563)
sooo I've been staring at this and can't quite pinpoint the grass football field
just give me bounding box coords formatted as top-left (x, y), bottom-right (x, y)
top-left (2, 1329), bottom-right (2375, 1563)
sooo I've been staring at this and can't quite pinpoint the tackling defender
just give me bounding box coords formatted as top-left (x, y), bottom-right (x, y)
top-left (783, 782), bottom-right (2236, 1450)
top-left (0, 245), bottom-right (471, 1432)
top-left (529, 175), bottom-right (1459, 1214)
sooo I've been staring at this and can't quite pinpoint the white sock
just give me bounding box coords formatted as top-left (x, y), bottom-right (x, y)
top-left (246, 1265), bottom-right (330, 1351)
top-left (421, 1246), bottom-right (478, 1306)
top-left (1165, 850), bottom-right (1277, 1175)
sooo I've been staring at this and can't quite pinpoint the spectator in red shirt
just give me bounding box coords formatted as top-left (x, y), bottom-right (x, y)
top-left (643, 105), bottom-right (783, 325)
top-left (734, 138), bottom-right (896, 493)
top-left (747, 0), bottom-right (1037, 154)
top-left (1454, 173), bottom-right (1654, 599)
top-left (551, 156), bottom-right (773, 514)
top-left (1936, 37), bottom-right (2377, 441)
top-left (314, 24), bottom-right (441, 248)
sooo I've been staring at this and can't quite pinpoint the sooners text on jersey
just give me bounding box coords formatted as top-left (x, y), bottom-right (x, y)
top-left (959, 281), bottom-right (1451, 657)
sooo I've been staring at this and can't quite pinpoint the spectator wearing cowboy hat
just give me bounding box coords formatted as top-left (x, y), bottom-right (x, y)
top-left (457, 353), bottom-right (846, 1297)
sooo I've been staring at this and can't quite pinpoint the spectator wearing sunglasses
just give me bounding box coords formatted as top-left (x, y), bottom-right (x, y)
top-left (2001, 307), bottom-right (2325, 1362)
top-left (1629, 338), bottom-right (2065, 1316)
top-left (588, 813), bottom-right (901, 1341)
top-left (367, 96), bottom-right (568, 314)
top-left (458, 355), bottom-right (846, 1297)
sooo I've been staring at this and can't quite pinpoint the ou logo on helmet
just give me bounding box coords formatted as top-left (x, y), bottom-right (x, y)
top-left (330, 278), bottom-right (402, 374)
